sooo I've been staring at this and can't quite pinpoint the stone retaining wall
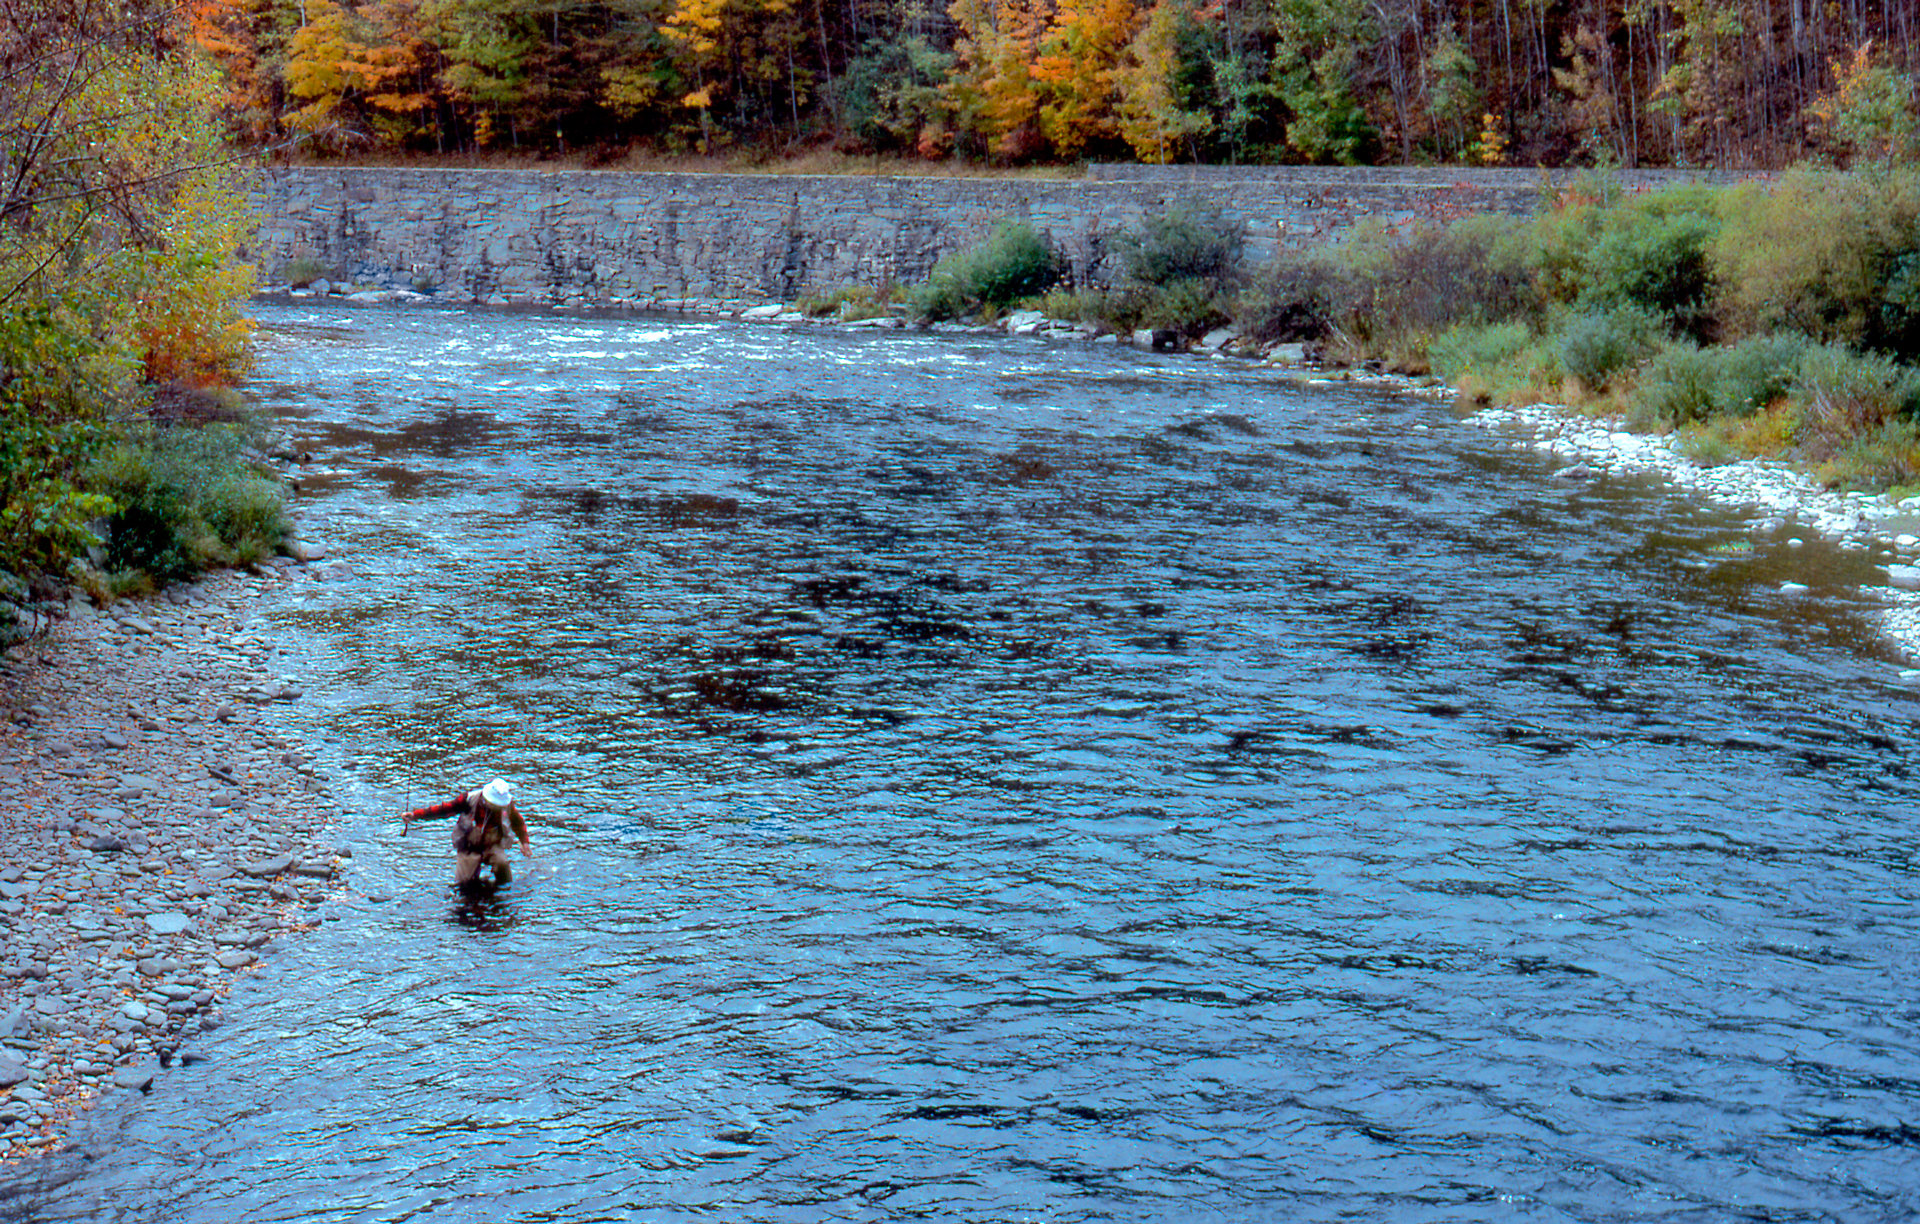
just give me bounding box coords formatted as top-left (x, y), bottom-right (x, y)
top-left (248, 164), bottom-right (1752, 309)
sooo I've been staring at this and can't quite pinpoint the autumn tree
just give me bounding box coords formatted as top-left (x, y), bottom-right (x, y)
top-left (1113, 0), bottom-right (1211, 162)
top-left (1031, 0), bottom-right (1144, 158)
top-left (0, 0), bottom-right (263, 583)
top-left (948, 0), bottom-right (1054, 159)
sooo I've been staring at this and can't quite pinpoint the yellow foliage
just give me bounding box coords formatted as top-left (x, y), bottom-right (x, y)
top-left (1114, 1), bottom-right (1211, 163)
top-left (1471, 113), bottom-right (1507, 165)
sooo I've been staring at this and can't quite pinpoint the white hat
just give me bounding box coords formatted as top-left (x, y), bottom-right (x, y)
top-left (480, 778), bottom-right (514, 808)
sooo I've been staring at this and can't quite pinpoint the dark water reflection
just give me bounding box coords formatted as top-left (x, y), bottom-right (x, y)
top-left (19, 304), bottom-right (1920, 1222)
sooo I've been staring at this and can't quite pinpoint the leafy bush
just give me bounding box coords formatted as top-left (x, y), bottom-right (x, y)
top-left (1037, 288), bottom-right (1105, 323)
top-left (1429, 321), bottom-right (1532, 381)
top-left (1580, 195), bottom-right (1720, 338)
top-left (912, 222), bottom-right (1060, 321)
top-left (1235, 253), bottom-right (1358, 343)
top-left (283, 255), bottom-right (331, 290)
top-left (1096, 203), bottom-right (1248, 338)
top-left (1626, 333), bottom-right (1823, 429)
top-left (1630, 341), bottom-right (1721, 427)
top-left (1427, 321), bottom-right (1560, 403)
top-left (1239, 214), bottom-right (1536, 363)
top-left (1713, 167), bottom-right (1920, 351)
top-left (1676, 403), bottom-right (1802, 467)
top-left (88, 424), bottom-right (288, 580)
top-left (1712, 333), bottom-right (1817, 416)
top-left (0, 303), bottom-right (122, 582)
top-left (1790, 343), bottom-right (1920, 460)
top-left (1878, 243), bottom-right (1920, 360)
top-left (1113, 202), bottom-right (1244, 288)
top-left (1123, 277), bottom-right (1230, 336)
top-left (1555, 306), bottom-right (1661, 390)
top-left (1817, 418), bottom-right (1920, 491)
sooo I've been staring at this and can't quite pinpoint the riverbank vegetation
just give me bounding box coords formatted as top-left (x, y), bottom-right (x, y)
top-left (917, 165), bottom-right (1920, 494)
top-left (0, 1), bottom-right (287, 630)
top-left (190, 0), bottom-right (1912, 171)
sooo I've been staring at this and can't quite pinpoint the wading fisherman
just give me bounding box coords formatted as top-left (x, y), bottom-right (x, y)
top-left (397, 778), bottom-right (535, 885)
top-left (452, 778), bottom-right (533, 886)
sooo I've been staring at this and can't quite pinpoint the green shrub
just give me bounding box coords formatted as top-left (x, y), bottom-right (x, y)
top-left (1113, 201), bottom-right (1244, 288)
top-left (1713, 332), bottom-right (1817, 416)
top-left (1713, 167), bottom-right (1920, 350)
top-left (1631, 341), bottom-right (1720, 427)
top-left (1576, 191), bottom-right (1721, 339)
top-left (1037, 287), bottom-right (1105, 323)
top-left (1816, 417), bottom-right (1920, 491)
top-left (911, 222), bottom-right (1060, 321)
top-left (88, 424), bottom-right (288, 580)
top-left (1554, 306), bottom-right (1662, 390)
top-left (1878, 242), bottom-right (1920, 360)
top-left (1123, 278), bottom-right (1229, 336)
top-left (1235, 253), bottom-right (1357, 343)
top-left (0, 304), bottom-right (122, 582)
top-left (1628, 333), bottom-right (1825, 429)
top-left (1096, 203), bottom-right (1247, 338)
top-left (1238, 214), bottom-right (1537, 362)
top-left (1429, 321), bottom-right (1533, 382)
top-left (283, 256), bottom-right (330, 289)
top-left (1790, 343), bottom-right (1920, 458)
top-left (1427, 321), bottom-right (1561, 402)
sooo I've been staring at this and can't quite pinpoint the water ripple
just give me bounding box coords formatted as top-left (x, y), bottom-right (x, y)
top-left (20, 303), bottom-right (1920, 1223)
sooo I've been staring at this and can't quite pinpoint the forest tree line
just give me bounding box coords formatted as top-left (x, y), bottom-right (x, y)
top-left (188, 0), bottom-right (1919, 169)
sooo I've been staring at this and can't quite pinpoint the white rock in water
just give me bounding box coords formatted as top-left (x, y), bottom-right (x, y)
top-left (1887, 565), bottom-right (1920, 590)
top-left (1779, 582), bottom-right (1810, 595)
top-left (740, 303), bottom-right (784, 319)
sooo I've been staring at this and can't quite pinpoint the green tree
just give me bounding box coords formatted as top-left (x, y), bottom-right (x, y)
top-left (1808, 41), bottom-right (1920, 168)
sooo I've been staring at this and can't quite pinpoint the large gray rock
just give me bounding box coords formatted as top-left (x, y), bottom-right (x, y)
top-left (144, 912), bottom-right (193, 936)
top-left (111, 1059), bottom-right (159, 1091)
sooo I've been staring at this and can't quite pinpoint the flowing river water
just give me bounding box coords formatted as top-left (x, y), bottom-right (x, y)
top-left (21, 303), bottom-right (1920, 1221)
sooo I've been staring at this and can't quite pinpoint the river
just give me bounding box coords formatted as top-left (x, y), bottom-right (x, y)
top-left (19, 302), bottom-right (1920, 1221)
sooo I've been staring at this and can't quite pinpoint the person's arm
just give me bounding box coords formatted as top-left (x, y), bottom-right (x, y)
top-left (508, 804), bottom-right (532, 856)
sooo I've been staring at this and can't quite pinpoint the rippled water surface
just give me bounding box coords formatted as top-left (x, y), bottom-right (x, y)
top-left (23, 304), bottom-right (1920, 1221)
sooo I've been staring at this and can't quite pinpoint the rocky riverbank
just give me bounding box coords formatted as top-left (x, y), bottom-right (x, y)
top-left (0, 559), bottom-right (351, 1159)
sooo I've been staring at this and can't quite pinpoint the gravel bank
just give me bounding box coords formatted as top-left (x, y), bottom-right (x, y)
top-left (0, 559), bottom-right (350, 1159)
